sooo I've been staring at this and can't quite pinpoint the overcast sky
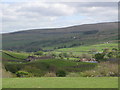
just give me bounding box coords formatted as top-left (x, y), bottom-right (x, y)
top-left (0, 1), bottom-right (118, 33)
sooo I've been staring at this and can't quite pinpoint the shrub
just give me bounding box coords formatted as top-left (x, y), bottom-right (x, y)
top-left (4, 64), bottom-right (23, 73)
top-left (56, 70), bottom-right (66, 77)
top-left (23, 66), bottom-right (45, 77)
top-left (16, 71), bottom-right (29, 77)
top-left (94, 53), bottom-right (105, 62)
top-left (51, 53), bottom-right (56, 58)
top-left (59, 53), bottom-right (64, 59)
top-left (80, 70), bottom-right (100, 77)
top-left (62, 53), bottom-right (69, 58)
top-left (97, 62), bottom-right (118, 76)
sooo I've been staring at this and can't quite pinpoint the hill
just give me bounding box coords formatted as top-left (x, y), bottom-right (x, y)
top-left (2, 22), bottom-right (118, 52)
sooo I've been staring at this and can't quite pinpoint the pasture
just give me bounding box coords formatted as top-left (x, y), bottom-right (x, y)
top-left (2, 77), bottom-right (118, 88)
top-left (53, 43), bottom-right (118, 56)
top-left (56, 43), bottom-right (118, 52)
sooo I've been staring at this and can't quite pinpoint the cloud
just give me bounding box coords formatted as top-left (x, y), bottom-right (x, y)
top-left (1, 2), bottom-right (118, 33)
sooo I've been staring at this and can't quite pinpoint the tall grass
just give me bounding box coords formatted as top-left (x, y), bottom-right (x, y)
top-left (80, 61), bottom-right (118, 77)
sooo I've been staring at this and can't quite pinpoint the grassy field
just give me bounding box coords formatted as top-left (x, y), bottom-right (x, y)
top-left (2, 51), bottom-right (29, 60)
top-left (53, 43), bottom-right (118, 56)
top-left (56, 43), bottom-right (118, 52)
top-left (2, 43), bottom-right (118, 60)
top-left (2, 77), bottom-right (118, 88)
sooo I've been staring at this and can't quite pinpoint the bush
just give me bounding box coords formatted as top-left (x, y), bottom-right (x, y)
top-left (56, 70), bottom-right (66, 77)
top-left (62, 53), bottom-right (69, 58)
top-left (23, 66), bottom-right (45, 77)
top-left (4, 64), bottom-right (23, 73)
top-left (97, 62), bottom-right (118, 76)
top-left (16, 71), bottom-right (29, 77)
top-left (80, 70), bottom-right (100, 77)
top-left (94, 53), bottom-right (105, 62)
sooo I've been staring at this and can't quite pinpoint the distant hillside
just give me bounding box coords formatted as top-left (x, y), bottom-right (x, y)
top-left (2, 22), bottom-right (118, 52)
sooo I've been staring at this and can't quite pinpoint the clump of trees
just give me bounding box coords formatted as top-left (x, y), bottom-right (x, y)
top-left (94, 48), bottom-right (119, 62)
top-left (58, 52), bottom-right (69, 60)
top-left (94, 53), bottom-right (105, 62)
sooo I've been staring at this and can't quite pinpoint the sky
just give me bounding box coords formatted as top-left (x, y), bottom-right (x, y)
top-left (0, 0), bottom-right (118, 33)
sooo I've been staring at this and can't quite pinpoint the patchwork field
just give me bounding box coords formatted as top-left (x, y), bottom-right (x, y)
top-left (2, 77), bottom-right (118, 88)
top-left (2, 42), bottom-right (119, 88)
top-left (2, 43), bottom-right (118, 58)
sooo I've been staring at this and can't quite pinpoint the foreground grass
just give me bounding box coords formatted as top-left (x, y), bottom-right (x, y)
top-left (2, 77), bottom-right (118, 88)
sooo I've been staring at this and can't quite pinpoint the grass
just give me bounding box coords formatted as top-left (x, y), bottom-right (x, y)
top-left (57, 43), bottom-right (118, 52)
top-left (2, 77), bottom-right (118, 88)
top-left (2, 52), bottom-right (20, 61)
top-left (29, 59), bottom-right (97, 72)
top-left (54, 43), bottom-right (118, 56)
top-left (2, 43), bottom-right (118, 61)
top-left (3, 51), bottom-right (29, 59)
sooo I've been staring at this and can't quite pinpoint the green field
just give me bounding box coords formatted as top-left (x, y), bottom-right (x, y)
top-left (56, 43), bottom-right (118, 52)
top-left (50, 43), bottom-right (118, 56)
top-left (2, 43), bottom-right (118, 58)
top-left (2, 77), bottom-right (118, 88)
top-left (2, 51), bottom-right (29, 59)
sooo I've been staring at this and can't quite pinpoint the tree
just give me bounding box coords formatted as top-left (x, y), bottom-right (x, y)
top-left (62, 53), bottom-right (68, 58)
top-left (117, 51), bottom-right (120, 58)
top-left (94, 53), bottom-right (105, 62)
top-left (67, 57), bottom-right (69, 60)
top-left (59, 53), bottom-right (63, 59)
top-left (112, 48), bottom-right (118, 51)
top-left (56, 70), bottom-right (66, 77)
top-left (51, 53), bottom-right (56, 58)
top-left (107, 52), bottom-right (113, 58)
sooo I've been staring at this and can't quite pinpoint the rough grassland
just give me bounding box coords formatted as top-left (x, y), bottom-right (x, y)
top-left (2, 77), bottom-right (118, 88)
